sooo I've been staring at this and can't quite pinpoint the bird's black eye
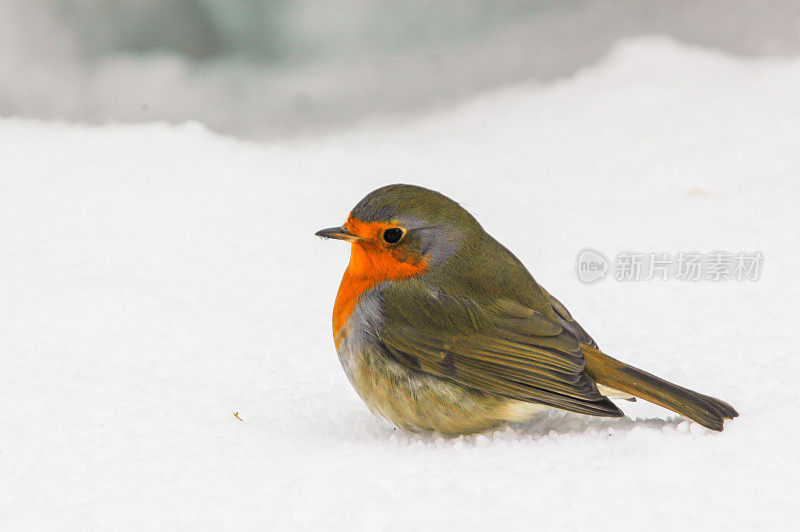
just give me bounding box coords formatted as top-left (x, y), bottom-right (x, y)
top-left (382, 228), bottom-right (404, 244)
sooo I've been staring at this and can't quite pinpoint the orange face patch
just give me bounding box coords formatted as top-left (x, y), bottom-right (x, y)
top-left (332, 214), bottom-right (429, 344)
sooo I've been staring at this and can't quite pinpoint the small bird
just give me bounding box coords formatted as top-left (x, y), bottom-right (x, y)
top-left (316, 184), bottom-right (738, 435)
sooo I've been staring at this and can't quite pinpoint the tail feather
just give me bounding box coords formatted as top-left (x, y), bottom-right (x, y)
top-left (583, 345), bottom-right (738, 431)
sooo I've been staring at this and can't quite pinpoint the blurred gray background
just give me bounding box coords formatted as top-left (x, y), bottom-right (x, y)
top-left (2, 0), bottom-right (799, 139)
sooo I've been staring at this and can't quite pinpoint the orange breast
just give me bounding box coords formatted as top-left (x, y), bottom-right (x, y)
top-left (332, 219), bottom-right (428, 345)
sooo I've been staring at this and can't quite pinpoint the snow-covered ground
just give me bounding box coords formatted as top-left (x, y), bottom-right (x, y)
top-left (3, 1), bottom-right (799, 138)
top-left (1, 38), bottom-right (798, 529)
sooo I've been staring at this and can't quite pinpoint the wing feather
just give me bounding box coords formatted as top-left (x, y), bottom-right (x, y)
top-left (378, 286), bottom-right (623, 418)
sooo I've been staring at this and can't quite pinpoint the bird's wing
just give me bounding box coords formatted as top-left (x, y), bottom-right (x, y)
top-left (542, 290), bottom-right (598, 348)
top-left (378, 285), bottom-right (623, 417)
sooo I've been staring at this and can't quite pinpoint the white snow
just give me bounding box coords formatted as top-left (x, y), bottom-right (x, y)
top-left (1, 38), bottom-right (799, 529)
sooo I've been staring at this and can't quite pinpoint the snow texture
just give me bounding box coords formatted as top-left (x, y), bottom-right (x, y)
top-left (1, 38), bottom-right (798, 529)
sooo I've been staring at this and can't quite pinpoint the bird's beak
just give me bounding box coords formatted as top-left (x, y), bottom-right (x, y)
top-left (315, 226), bottom-right (359, 242)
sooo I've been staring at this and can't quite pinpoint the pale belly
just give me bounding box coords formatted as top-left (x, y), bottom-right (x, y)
top-left (335, 329), bottom-right (545, 435)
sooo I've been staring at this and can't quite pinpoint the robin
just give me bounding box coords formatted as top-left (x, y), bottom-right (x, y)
top-left (316, 184), bottom-right (738, 435)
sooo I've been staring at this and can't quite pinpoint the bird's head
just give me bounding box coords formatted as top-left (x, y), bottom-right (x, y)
top-left (316, 184), bottom-right (481, 281)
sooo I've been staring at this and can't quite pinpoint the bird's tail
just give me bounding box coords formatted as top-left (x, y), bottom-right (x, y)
top-left (582, 345), bottom-right (738, 431)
